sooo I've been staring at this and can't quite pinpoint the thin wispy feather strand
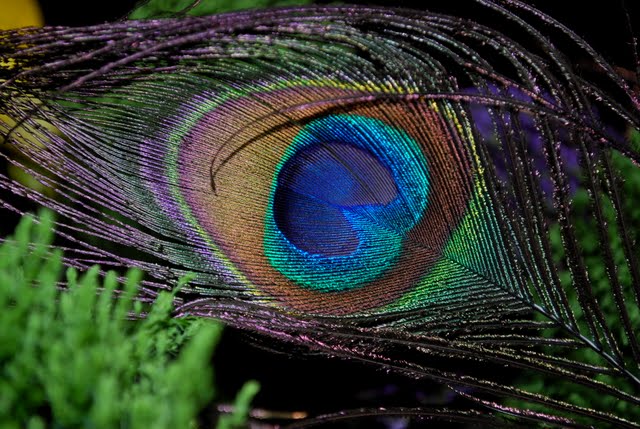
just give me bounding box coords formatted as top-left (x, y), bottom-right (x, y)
top-left (1, 1), bottom-right (639, 427)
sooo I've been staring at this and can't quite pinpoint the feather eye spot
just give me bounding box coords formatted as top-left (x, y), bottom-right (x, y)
top-left (265, 114), bottom-right (431, 292)
top-left (271, 142), bottom-right (396, 257)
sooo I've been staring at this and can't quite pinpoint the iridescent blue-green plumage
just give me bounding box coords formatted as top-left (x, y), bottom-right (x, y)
top-left (266, 114), bottom-right (430, 292)
top-left (1, 2), bottom-right (639, 427)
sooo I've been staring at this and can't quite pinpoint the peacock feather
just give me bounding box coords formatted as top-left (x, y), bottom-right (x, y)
top-left (1, 1), bottom-right (639, 426)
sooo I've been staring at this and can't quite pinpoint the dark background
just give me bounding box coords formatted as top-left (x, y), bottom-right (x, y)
top-left (37, 0), bottom-right (639, 68)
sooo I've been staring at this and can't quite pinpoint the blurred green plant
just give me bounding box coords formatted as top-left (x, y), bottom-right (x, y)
top-left (0, 211), bottom-right (258, 429)
top-left (129, 0), bottom-right (313, 19)
top-left (511, 129), bottom-right (640, 421)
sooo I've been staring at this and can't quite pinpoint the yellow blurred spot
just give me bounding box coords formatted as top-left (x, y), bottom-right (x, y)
top-left (0, 0), bottom-right (43, 68)
top-left (0, 113), bottom-right (58, 147)
top-left (0, 58), bottom-right (16, 69)
top-left (0, 1), bottom-right (56, 196)
top-left (1, 113), bottom-right (61, 198)
top-left (0, 0), bottom-right (44, 29)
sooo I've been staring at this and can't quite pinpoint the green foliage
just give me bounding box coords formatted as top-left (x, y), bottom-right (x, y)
top-left (216, 381), bottom-right (260, 429)
top-left (512, 131), bottom-right (640, 420)
top-left (129, 0), bottom-right (313, 19)
top-left (0, 211), bottom-right (257, 429)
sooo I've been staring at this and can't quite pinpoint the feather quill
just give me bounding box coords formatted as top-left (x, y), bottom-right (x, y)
top-left (1, 2), bottom-right (639, 427)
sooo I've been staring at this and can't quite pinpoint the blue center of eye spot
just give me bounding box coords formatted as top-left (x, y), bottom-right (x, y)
top-left (273, 142), bottom-right (398, 256)
top-left (265, 114), bottom-right (431, 292)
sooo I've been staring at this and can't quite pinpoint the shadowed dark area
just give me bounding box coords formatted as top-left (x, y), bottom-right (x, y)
top-left (38, 0), bottom-right (137, 25)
